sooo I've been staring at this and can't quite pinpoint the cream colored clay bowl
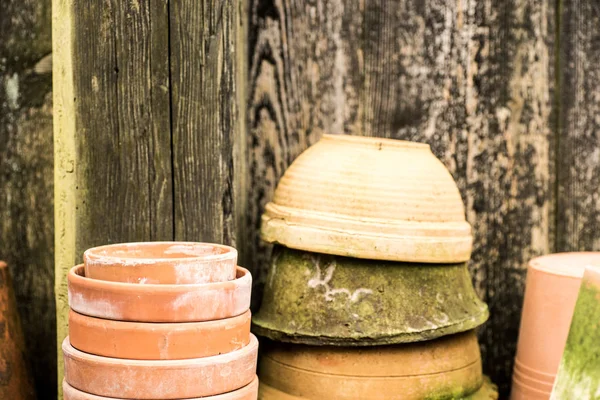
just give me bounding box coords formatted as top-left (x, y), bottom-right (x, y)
top-left (261, 134), bottom-right (472, 263)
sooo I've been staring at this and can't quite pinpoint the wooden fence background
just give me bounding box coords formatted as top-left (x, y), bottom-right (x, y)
top-left (1, 0), bottom-right (599, 398)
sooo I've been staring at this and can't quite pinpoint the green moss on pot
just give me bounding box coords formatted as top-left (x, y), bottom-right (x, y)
top-left (551, 280), bottom-right (600, 399)
top-left (253, 246), bottom-right (488, 345)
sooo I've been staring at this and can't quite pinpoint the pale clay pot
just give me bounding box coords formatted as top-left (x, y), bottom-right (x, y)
top-left (84, 241), bottom-right (237, 284)
top-left (511, 252), bottom-right (600, 400)
top-left (260, 134), bottom-right (472, 263)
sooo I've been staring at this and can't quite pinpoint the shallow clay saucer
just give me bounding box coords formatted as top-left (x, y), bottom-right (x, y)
top-left (63, 335), bottom-right (258, 399)
top-left (68, 265), bottom-right (251, 322)
top-left (84, 241), bottom-right (237, 284)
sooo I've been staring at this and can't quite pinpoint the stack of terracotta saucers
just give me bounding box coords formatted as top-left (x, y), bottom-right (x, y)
top-left (62, 242), bottom-right (258, 400)
top-left (253, 134), bottom-right (498, 399)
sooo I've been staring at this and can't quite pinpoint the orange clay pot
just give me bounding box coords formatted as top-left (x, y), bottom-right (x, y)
top-left (510, 375), bottom-right (549, 400)
top-left (63, 335), bottom-right (258, 399)
top-left (84, 242), bottom-right (237, 284)
top-left (512, 252), bottom-right (600, 394)
top-left (0, 262), bottom-right (35, 400)
top-left (63, 376), bottom-right (259, 400)
top-left (68, 265), bottom-right (251, 322)
top-left (258, 331), bottom-right (483, 400)
top-left (69, 309), bottom-right (251, 360)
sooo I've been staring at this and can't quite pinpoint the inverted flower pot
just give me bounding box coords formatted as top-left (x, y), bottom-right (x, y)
top-left (63, 376), bottom-right (259, 400)
top-left (260, 134), bottom-right (472, 263)
top-left (253, 247), bottom-right (488, 345)
top-left (63, 335), bottom-right (258, 399)
top-left (257, 331), bottom-right (487, 399)
top-left (551, 266), bottom-right (600, 399)
top-left (0, 262), bottom-right (35, 400)
top-left (84, 241), bottom-right (237, 284)
top-left (511, 252), bottom-right (600, 397)
top-left (68, 265), bottom-right (251, 322)
top-left (69, 309), bottom-right (251, 360)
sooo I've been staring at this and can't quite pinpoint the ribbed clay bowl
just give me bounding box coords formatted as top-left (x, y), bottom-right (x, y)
top-left (252, 247), bottom-right (488, 345)
top-left (63, 377), bottom-right (259, 400)
top-left (257, 331), bottom-right (483, 399)
top-left (84, 241), bottom-right (237, 284)
top-left (68, 265), bottom-right (251, 322)
top-left (260, 134), bottom-right (472, 263)
top-left (69, 309), bottom-right (251, 360)
top-left (63, 335), bottom-right (258, 399)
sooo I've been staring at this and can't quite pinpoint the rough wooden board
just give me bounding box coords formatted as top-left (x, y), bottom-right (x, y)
top-left (170, 0), bottom-right (237, 245)
top-left (248, 0), bottom-right (553, 396)
top-left (556, 1), bottom-right (600, 252)
top-left (246, 0), bottom-right (363, 306)
top-left (1, 0), bottom-right (54, 397)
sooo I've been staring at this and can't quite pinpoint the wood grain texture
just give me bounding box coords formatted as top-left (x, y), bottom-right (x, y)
top-left (0, 0), bottom-right (54, 397)
top-left (170, 0), bottom-right (237, 245)
top-left (248, 0), bottom-right (554, 396)
top-left (556, 1), bottom-right (600, 252)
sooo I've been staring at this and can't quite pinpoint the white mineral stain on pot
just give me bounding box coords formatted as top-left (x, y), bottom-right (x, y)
top-left (307, 259), bottom-right (373, 303)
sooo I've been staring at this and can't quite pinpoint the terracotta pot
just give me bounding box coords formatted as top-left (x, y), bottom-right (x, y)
top-left (253, 246), bottom-right (487, 345)
top-left (63, 335), bottom-right (258, 399)
top-left (68, 264), bottom-right (251, 322)
top-left (512, 367), bottom-right (553, 393)
top-left (512, 252), bottom-right (600, 391)
top-left (84, 241), bottom-right (237, 284)
top-left (258, 375), bottom-right (498, 400)
top-left (0, 262), bottom-right (35, 400)
top-left (257, 331), bottom-right (482, 399)
top-left (551, 265), bottom-right (600, 399)
top-left (511, 375), bottom-right (550, 400)
top-left (69, 309), bottom-right (251, 360)
top-left (513, 360), bottom-right (555, 382)
top-left (63, 376), bottom-right (259, 400)
top-left (260, 134), bottom-right (472, 263)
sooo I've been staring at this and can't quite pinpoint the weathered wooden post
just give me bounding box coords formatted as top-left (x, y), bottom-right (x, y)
top-left (53, 0), bottom-right (241, 396)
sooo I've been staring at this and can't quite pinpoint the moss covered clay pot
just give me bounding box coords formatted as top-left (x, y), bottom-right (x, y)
top-left (84, 242), bottom-right (237, 284)
top-left (257, 331), bottom-right (483, 400)
top-left (69, 309), bottom-right (251, 360)
top-left (260, 134), bottom-right (472, 263)
top-left (63, 376), bottom-right (259, 400)
top-left (551, 266), bottom-right (600, 399)
top-left (69, 265), bottom-right (251, 322)
top-left (63, 335), bottom-right (258, 399)
top-left (0, 262), bottom-right (35, 400)
top-left (253, 247), bottom-right (488, 345)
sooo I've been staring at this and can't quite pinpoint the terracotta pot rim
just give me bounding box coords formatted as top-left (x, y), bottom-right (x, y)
top-left (513, 359), bottom-right (555, 379)
top-left (62, 377), bottom-right (259, 399)
top-left (511, 375), bottom-right (551, 395)
top-left (69, 264), bottom-right (250, 291)
top-left (529, 252), bottom-right (600, 278)
top-left (322, 133), bottom-right (429, 149)
top-left (84, 241), bottom-right (237, 264)
top-left (512, 368), bottom-right (554, 389)
top-left (63, 334), bottom-right (258, 367)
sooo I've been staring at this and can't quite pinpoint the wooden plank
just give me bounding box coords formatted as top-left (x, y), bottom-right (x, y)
top-left (170, 0), bottom-right (238, 245)
top-left (556, 1), bottom-right (600, 251)
top-left (246, 0), bottom-right (363, 302)
top-left (54, 0), bottom-right (172, 395)
top-left (0, 0), bottom-right (54, 397)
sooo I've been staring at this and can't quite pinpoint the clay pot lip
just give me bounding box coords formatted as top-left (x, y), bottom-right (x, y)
top-left (511, 375), bottom-right (551, 395)
top-left (84, 241), bottom-right (237, 265)
top-left (529, 252), bottom-right (600, 278)
top-left (513, 359), bottom-right (555, 380)
top-left (62, 334), bottom-right (258, 366)
top-left (63, 377), bottom-right (259, 400)
top-left (512, 367), bottom-right (554, 389)
top-left (321, 133), bottom-right (430, 150)
top-left (69, 264), bottom-right (250, 292)
top-left (69, 307), bottom-right (251, 330)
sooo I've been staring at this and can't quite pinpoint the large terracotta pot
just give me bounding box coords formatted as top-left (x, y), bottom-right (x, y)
top-left (0, 262), bottom-right (35, 400)
top-left (63, 376), bottom-right (259, 400)
top-left (68, 265), bottom-right (251, 322)
top-left (253, 247), bottom-right (487, 345)
top-left (84, 241), bottom-right (237, 284)
top-left (260, 134), bottom-right (472, 263)
top-left (511, 252), bottom-right (600, 399)
top-left (69, 309), bottom-right (251, 359)
top-left (551, 265), bottom-right (600, 399)
top-left (257, 331), bottom-right (483, 399)
top-left (63, 335), bottom-right (258, 399)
